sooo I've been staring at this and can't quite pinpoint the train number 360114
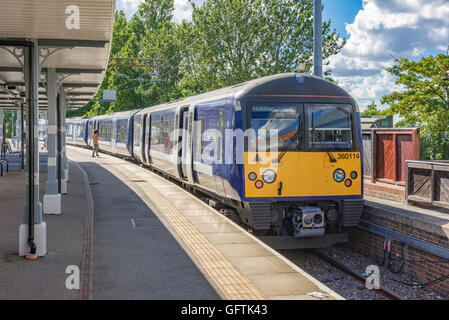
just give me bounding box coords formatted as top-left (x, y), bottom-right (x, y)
top-left (337, 153), bottom-right (360, 160)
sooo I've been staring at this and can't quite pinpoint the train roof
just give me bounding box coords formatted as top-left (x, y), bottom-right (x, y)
top-left (89, 109), bottom-right (140, 121)
top-left (66, 117), bottom-right (87, 123)
top-left (67, 73), bottom-right (358, 121)
top-left (135, 73), bottom-right (357, 115)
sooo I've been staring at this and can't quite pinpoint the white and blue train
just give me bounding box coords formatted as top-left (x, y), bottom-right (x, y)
top-left (67, 73), bottom-right (364, 246)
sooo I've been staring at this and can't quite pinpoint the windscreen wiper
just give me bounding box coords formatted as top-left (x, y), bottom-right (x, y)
top-left (312, 129), bottom-right (337, 163)
top-left (275, 127), bottom-right (302, 163)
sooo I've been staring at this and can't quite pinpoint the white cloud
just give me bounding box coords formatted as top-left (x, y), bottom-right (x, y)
top-left (117, 0), bottom-right (205, 22)
top-left (328, 0), bottom-right (449, 111)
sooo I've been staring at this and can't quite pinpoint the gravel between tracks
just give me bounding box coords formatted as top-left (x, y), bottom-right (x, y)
top-left (281, 245), bottom-right (446, 300)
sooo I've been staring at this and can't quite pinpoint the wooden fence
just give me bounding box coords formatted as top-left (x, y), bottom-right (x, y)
top-left (406, 160), bottom-right (449, 208)
top-left (363, 128), bottom-right (420, 185)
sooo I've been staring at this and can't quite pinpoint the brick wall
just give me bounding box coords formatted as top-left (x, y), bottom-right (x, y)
top-left (347, 211), bottom-right (449, 298)
top-left (364, 188), bottom-right (405, 203)
top-left (364, 180), bottom-right (406, 203)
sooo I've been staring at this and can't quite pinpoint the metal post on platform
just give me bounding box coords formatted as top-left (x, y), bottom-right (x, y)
top-left (19, 40), bottom-right (46, 258)
top-left (61, 90), bottom-right (68, 186)
top-left (43, 68), bottom-right (61, 214)
top-left (15, 108), bottom-right (19, 149)
top-left (313, 0), bottom-right (323, 78)
top-left (0, 110), bottom-right (4, 153)
top-left (20, 100), bottom-right (25, 170)
top-left (57, 89), bottom-right (62, 194)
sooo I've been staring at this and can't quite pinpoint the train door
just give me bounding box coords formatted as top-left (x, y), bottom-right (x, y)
top-left (173, 105), bottom-right (187, 180)
top-left (184, 106), bottom-right (195, 184)
top-left (214, 107), bottom-right (226, 195)
top-left (112, 118), bottom-right (117, 154)
top-left (141, 114), bottom-right (147, 163)
top-left (174, 106), bottom-right (181, 179)
top-left (195, 104), bottom-right (226, 194)
top-left (145, 113), bottom-right (151, 164)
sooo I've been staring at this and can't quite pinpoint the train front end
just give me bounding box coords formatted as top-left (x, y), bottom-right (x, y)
top-left (237, 74), bottom-right (363, 245)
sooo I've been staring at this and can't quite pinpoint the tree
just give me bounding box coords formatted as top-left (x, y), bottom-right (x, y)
top-left (180, 0), bottom-right (345, 93)
top-left (381, 54), bottom-right (449, 160)
top-left (68, 0), bottom-right (346, 118)
top-left (361, 101), bottom-right (389, 117)
top-left (2, 110), bottom-right (17, 138)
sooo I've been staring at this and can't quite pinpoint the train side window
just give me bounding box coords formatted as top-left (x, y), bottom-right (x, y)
top-left (217, 111), bottom-right (223, 162)
top-left (134, 116), bottom-right (141, 148)
top-left (151, 120), bottom-right (161, 146)
top-left (195, 118), bottom-right (205, 156)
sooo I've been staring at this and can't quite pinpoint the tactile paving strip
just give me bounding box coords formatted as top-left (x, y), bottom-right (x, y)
top-left (118, 166), bottom-right (267, 300)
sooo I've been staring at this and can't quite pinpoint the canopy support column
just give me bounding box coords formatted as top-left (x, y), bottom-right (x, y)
top-left (56, 88), bottom-right (67, 194)
top-left (61, 90), bottom-right (68, 185)
top-left (0, 110), bottom-right (4, 154)
top-left (43, 68), bottom-right (61, 214)
top-left (19, 39), bottom-right (46, 258)
top-left (20, 101), bottom-right (24, 170)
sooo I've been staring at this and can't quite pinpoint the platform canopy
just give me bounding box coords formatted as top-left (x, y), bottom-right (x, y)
top-left (0, 0), bottom-right (115, 110)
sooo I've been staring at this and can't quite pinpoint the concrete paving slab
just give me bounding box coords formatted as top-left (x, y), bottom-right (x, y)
top-left (214, 243), bottom-right (273, 258)
top-left (226, 256), bottom-right (295, 275)
top-left (203, 232), bottom-right (254, 245)
top-left (246, 273), bottom-right (325, 298)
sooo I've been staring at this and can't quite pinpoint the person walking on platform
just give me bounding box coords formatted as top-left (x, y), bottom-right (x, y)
top-left (90, 130), bottom-right (101, 157)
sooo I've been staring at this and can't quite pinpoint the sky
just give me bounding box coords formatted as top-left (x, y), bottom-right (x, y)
top-left (116, 0), bottom-right (449, 111)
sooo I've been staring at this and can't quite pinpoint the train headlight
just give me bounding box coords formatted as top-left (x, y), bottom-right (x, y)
top-left (248, 172), bottom-right (257, 181)
top-left (333, 169), bottom-right (345, 183)
top-left (262, 169), bottom-right (276, 184)
top-left (351, 171), bottom-right (358, 179)
top-left (255, 180), bottom-right (264, 189)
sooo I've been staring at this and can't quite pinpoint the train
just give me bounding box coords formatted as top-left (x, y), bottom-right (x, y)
top-left (67, 73), bottom-right (364, 248)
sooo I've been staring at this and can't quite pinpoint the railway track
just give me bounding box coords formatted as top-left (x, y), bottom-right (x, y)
top-left (310, 250), bottom-right (403, 300)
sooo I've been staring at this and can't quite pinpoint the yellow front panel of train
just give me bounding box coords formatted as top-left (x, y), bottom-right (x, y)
top-left (244, 152), bottom-right (362, 198)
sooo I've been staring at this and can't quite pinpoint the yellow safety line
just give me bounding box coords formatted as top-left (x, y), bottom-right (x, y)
top-left (117, 164), bottom-right (267, 300)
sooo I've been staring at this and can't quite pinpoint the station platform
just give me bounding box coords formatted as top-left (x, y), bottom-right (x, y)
top-left (0, 145), bottom-right (343, 300)
top-left (348, 195), bottom-right (449, 297)
top-left (0, 165), bottom-right (85, 299)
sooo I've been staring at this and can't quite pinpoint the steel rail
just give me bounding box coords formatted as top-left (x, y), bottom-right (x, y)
top-left (311, 249), bottom-right (403, 300)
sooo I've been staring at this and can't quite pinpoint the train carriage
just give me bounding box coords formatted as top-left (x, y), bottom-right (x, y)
top-left (68, 73), bottom-right (364, 247)
top-left (66, 118), bottom-right (89, 146)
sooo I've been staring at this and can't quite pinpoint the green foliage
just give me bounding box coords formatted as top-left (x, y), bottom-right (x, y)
top-left (360, 101), bottom-right (390, 117)
top-left (181, 0), bottom-right (344, 91)
top-left (68, 0), bottom-right (345, 118)
top-left (381, 54), bottom-right (449, 160)
top-left (2, 110), bottom-right (17, 138)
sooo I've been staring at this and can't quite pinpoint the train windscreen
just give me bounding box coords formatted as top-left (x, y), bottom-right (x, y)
top-left (306, 104), bottom-right (353, 150)
top-left (248, 105), bottom-right (301, 151)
